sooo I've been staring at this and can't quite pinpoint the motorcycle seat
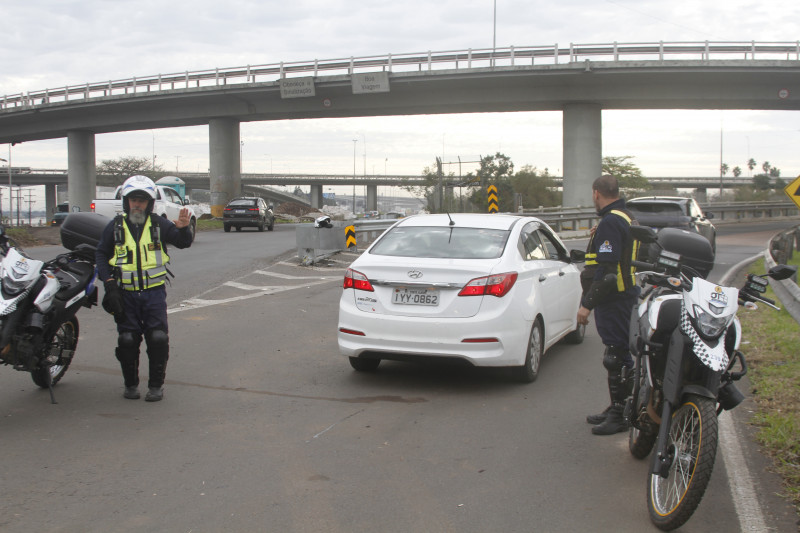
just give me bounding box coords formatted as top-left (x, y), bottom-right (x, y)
top-left (54, 261), bottom-right (95, 301)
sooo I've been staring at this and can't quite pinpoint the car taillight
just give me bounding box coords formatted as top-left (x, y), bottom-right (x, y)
top-left (458, 272), bottom-right (518, 297)
top-left (224, 208), bottom-right (232, 211)
top-left (249, 208), bottom-right (259, 211)
top-left (343, 268), bottom-right (374, 292)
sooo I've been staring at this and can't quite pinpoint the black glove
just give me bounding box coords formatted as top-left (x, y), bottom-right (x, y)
top-left (102, 280), bottom-right (124, 316)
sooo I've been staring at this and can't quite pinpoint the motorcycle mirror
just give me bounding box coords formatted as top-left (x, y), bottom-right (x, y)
top-left (630, 225), bottom-right (658, 244)
top-left (569, 249), bottom-right (586, 262)
top-left (768, 264), bottom-right (797, 281)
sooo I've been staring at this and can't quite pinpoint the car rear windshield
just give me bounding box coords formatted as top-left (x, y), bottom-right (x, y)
top-left (228, 199), bottom-right (256, 207)
top-left (628, 203), bottom-right (684, 217)
top-left (370, 226), bottom-right (510, 259)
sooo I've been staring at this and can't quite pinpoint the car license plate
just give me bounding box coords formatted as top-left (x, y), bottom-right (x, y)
top-left (393, 287), bottom-right (439, 306)
top-left (235, 209), bottom-right (246, 214)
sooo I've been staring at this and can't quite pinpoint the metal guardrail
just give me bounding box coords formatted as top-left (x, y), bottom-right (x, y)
top-left (3, 41), bottom-right (799, 111)
top-left (299, 203), bottom-right (800, 263)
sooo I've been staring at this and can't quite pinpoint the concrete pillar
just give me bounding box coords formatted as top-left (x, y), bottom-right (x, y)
top-left (366, 184), bottom-right (378, 212)
top-left (209, 118), bottom-right (241, 217)
top-left (67, 131), bottom-right (97, 213)
top-left (44, 183), bottom-right (57, 220)
top-left (310, 184), bottom-right (323, 209)
top-left (562, 104), bottom-right (602, 208)
top-left (695, 187), bottom-right (707, 203)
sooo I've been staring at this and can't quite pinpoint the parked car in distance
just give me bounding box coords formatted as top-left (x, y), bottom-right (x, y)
top-left (337, 213), bottom-right (585, 382)
top-left (626, 196), bottom-right (716, 251)
top-left (50, 211), bottom-right (69, 226)
top-left (223, 197), bottom-right (274, 232)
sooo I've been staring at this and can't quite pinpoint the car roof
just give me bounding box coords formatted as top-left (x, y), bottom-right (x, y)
top-left (395, 213), bottom-right (539, 230)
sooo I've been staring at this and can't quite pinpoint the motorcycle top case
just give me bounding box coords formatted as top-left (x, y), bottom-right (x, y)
top-left (60, 212), bottom-right (112, 251)
top-left (656, 227), bottom-right (715, 278)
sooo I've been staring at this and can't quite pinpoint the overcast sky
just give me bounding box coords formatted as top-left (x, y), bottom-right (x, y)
top-left (2, 0), bottom-right (800, 206)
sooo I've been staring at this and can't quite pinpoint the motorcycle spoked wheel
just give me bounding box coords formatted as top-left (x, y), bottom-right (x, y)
top-left (647, 394), bottom-right (718, 531)
top-left (628, 373), bottom-right (658, 460)
top-left (31, 318), bottom-right (79, 388)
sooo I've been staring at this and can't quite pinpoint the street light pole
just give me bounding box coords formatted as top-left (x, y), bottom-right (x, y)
top-left (352, 139), bottom-right (358, 214)
top-left (3, 146), bottom-right (11, 226)
top-left (0, 153), bottom-right (8, 225)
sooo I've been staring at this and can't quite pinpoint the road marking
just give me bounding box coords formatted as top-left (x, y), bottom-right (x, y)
top-left (718, 255), bottom-right (769, 533)
top-left (719, 412), bottom-right (768, 532)
top-left (254, 269), bottom-right (337, 280)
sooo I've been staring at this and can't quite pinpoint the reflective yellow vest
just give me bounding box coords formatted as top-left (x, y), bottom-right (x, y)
top-left (584, 209), bottom-right (639, 292)
top-left (109, 216), bottom-right (170, 291)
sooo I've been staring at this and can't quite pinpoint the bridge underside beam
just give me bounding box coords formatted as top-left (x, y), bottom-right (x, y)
top-left (562, 104), bottom-right (601, 209)
top-left (209, 118), bottom-right (241, 217)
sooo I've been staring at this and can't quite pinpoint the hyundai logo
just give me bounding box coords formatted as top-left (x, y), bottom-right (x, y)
top-left (407, 270), bottom-right (423, 279)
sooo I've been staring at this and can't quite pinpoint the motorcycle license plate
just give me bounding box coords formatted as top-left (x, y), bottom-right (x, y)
top-left (393, 288), bottom-right (439, 306)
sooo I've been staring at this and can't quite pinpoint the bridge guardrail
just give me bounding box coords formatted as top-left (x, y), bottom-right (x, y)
top-left (3, 41), bottom-right (799, 111)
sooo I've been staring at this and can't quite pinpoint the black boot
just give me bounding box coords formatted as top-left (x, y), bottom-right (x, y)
top-left (592, 405), bottom-right (628, 435)
top-left (586, 405), bottom-right (612, 425)
top-left (145, 329), bottom-right (169, 402)
top-left (124, 386), bottom-right (140, 399)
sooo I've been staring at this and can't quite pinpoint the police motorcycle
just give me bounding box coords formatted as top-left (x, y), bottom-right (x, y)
top-left (0, 223), bottom-right (98, 403)
top-left (626, 225), bottom-right (796, 531)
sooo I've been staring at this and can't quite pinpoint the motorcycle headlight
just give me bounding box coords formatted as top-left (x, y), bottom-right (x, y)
top-left (692, 304), bottom-right (728, 338)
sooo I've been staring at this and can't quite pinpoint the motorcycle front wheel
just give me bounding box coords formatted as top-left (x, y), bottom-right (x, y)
top-left (647, 394), bottom-right (718, 531)
top-left (31, 318), bottom-right (79, 388)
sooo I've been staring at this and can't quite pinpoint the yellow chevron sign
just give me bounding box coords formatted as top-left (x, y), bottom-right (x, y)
top-left (345, 225), bottom-right (357, 248)
top-left (783, 174), bottom-right (800, 209)
top-left (487, 184), bottom-right (498, 213)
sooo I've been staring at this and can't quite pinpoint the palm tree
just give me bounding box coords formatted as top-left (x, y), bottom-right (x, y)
top-left (762, 161), bottom-right (771, 174)
top-left (733, 166), bottom-right (742, 177)
top-left (747, 158), bottom-right (756, 176)
top-left (720, 163), bottom-right (729, 176)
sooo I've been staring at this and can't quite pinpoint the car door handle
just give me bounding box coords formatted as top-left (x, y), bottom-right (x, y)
top-left (538, 275), bottom-right (547, 282)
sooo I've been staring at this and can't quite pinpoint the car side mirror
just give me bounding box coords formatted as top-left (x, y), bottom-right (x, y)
top-left (704, 212), bottom-right (714, 219)
top-left (184, 196), bottom-right (191, 205)
top-left (569, 249), bottom-right (586, 262)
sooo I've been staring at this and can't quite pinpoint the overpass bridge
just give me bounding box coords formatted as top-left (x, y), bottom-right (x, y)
top-left (1, 41), bottom-right (798, 214)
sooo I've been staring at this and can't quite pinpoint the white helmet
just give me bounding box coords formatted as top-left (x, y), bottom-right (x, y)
top-left (120, 175), bottom-right (157, 215)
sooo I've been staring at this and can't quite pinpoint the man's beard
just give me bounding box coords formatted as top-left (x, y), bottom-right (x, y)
top-left (129, 209), bottom-right (146, 225)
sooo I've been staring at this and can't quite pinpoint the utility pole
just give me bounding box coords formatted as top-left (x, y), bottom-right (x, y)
top-left (24, 189), bottom-right (34, 225)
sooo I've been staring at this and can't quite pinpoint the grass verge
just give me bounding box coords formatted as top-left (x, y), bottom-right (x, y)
top-left (738, 256), bottom-right (800, 515)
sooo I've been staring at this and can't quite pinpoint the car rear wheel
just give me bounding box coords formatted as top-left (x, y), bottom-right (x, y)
top-left (268, 218), bottom-right (274, 231)
top-left (223, 224), bottom-right (231, 233)
top-left (349, 357), bottom-right (380, 372)
top-left (258, 218), bottom-right (265, 232)
top-left (235, 226), bottom-right (242, 232)
top-left (515, 319), bottom-right (543, 383)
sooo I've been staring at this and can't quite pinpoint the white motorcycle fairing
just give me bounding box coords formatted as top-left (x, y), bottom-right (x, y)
top-left (680, 277), bottom-right (739, 372)
top-left (0, 248), bottom-right (47, 316)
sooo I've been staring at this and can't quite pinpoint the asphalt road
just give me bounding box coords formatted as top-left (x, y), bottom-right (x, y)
top-left (1, 220), bottom-right (798, 532)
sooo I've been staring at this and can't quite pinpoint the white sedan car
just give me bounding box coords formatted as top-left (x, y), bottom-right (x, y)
top-left (337, 213), bottom-right (585, 382)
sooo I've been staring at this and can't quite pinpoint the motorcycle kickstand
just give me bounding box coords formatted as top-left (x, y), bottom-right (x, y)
top-left (43, 368), bottom-right (57, 405)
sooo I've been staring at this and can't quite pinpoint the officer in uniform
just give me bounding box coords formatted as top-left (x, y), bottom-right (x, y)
top-left (577, 175), bottom-right (639, 435)
top-left (96, 175), bottom-right (193, 401)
